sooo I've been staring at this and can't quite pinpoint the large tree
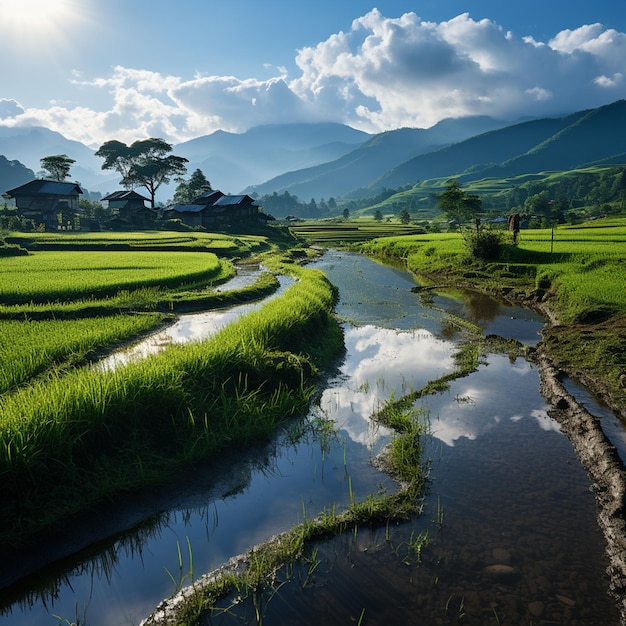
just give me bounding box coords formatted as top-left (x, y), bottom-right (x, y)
top-left (95, 138), bottom-right (188, 207)
top-left (172, 168), bottom-right (212, 204)
top-left (94, 140), bottom-right (136, 182)
top-left (438, 179), bottom-right (482, 227)
top-left (40, 154), bottom-right (75, 182)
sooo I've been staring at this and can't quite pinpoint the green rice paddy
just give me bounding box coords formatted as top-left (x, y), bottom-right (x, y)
top-left (0, 250), bottom-right (225, 304)
top-left (0, 237), bottom-right (343, 549)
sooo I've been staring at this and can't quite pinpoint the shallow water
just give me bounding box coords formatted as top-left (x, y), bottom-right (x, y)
top-left (211, 355), bottom-right (616, 625)
top-left (97, 270), bottom-right (293, 371)
top-left (0, 250), bottom-right (621, 625)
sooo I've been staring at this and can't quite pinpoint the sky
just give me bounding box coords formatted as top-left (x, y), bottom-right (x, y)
top-left (1, 0), bottom-right (625, 149)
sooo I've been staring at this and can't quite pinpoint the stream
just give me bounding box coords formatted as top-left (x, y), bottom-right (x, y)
top-left (1, 249), bottom-right (624, 625)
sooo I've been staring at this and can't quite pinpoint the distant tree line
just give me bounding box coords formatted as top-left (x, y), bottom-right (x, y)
top-left (252, 190), bottom-right (338, 219)
top-left (483, 167), bottom-right (626, 223)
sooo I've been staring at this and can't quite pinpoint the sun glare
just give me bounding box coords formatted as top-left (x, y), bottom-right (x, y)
top-left (0, 0), bottom-right (80, 40)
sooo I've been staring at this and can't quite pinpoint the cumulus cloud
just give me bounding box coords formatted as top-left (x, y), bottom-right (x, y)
top-left (290, 11), bottom-right (626, 130)
top-left (0, 99), bottom-right (25, 119)
top-left (1, 10), bottom-right (625, 146)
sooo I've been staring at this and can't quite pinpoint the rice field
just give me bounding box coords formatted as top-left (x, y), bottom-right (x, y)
top-left (0, 315), bottom-right (165, 394)
top-left (289, 219), bottom-right (426, 245)
top-left (0, 250), bottom-right (225, 304)
top-left (6, 230), bottom-right (270, 254)
top-left (0, 250), bottom-right (343, 547)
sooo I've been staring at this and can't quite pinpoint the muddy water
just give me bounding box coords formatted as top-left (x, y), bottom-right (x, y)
top-left (0, 250), bottom-right (622, 625)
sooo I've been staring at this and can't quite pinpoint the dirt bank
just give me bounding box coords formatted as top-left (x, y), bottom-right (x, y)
top-left (533, 349), bottom-right (626, 623)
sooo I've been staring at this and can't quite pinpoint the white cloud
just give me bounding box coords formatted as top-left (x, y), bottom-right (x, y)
top-left (0, 99), bottom-right (25, 118)
top-left (595, 72), bottom-right (624, 87)
top-left (290, 10), bottom-right (626, 130)
top-left (1, 11), bottom-right (625, 147)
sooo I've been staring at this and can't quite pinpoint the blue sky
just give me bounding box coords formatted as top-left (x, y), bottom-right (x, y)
top-left (1, 0), bottom-right (625, 148)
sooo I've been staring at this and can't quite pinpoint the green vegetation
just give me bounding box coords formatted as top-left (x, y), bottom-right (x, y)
top-left (5, 229), bottom-right (271, 255)
top-left (0, 250), bottom-right (225, 305)
top-left (0, 253), bottom-right (343, 549)
top-left (0, 231), bottom-right (294, 318)
top-left (0, 226), bottom-right (344, 555)
top-left (0, 315), bottom-right (165, 393)
top-left (289, 218), bottom-right (426, 245)
top-left (354, 165), bottom-right (626, 224)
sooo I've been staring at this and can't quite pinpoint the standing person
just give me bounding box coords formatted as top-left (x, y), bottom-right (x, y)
top-left (508, 212), bottom-right (520, 243)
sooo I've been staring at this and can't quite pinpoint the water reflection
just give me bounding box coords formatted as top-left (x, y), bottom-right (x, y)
top-left (3, 249), bottom-right (621, 626)
top-left (433, 288), bottom-right (544, 346)
top-left (201, 351), bottom-right (619, 626)
top-left (320, 324), bottom-right (455, 449)
top-left (422, 354), bottom-right (557, 447)
top-left (97, 275), bottom-right (293, 370)
top-left (5, 292), bottom-right (450, 625)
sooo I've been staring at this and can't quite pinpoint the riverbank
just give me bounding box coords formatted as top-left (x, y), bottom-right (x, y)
top-left (355, 223), bottom-right (626, 620)
top-left (356, 221), bottom-right (626, 421)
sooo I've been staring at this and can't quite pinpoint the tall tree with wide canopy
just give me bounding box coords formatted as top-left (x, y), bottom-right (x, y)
top-left (40, 154), bottom-right (75, 181)
top-left (95, 140), bottom-right (136, 183)
top-left (95, 138), bottom-right (188, 207)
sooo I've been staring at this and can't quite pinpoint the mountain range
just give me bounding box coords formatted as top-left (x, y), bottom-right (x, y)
top-left (244, 99), bottom-right (626, 200)
top-left (1, 99), bottom-right (625, 204)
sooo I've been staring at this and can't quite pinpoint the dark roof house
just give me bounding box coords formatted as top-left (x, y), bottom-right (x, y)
top-left (163, 192), bottom-right (260, 229)
top-left (102, 190), bottom-right (156, 229)
top-left (194, 190), bottom-right (224, 205)
top-left (5, 179), bottom-right (83, 230)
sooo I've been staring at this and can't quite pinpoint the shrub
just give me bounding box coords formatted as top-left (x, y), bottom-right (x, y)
top-left (463, 229), bottom-right (503, 260)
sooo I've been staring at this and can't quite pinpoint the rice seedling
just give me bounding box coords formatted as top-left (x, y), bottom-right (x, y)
top-left (164, 537), bottom-right (194, 592)
top-left (51, 602), bottom-right (88, 626)
top-left (0, 264), bottom-right (343, 548)
top-left (393, 529), bottom-right (429, 565)
top-left (0, 315), bottom-right (165, 393)
top-left (0, 250), bottom-right (226, 305)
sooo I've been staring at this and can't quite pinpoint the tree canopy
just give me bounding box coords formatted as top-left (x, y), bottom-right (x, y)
top-left (95, 138), bottom-right (188, 207)
top-left (438, 179), bottom-right (482, 226)
top-left (172, 169), bottom-right (212, 204)
top-left (40, 154), bottom-right (75, 182)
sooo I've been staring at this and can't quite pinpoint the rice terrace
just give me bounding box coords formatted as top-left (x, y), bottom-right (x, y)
top-left (0, 205), bottom-right (625, 625)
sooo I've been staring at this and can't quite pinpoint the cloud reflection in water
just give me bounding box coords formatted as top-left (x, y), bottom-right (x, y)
top-left (319, 324), bottom-right (455, 448)
top-left (424, 354), bottom-right (558, 447)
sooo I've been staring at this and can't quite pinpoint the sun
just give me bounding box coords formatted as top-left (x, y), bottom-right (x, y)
top-left (0, 0), bottom-right (81, 40)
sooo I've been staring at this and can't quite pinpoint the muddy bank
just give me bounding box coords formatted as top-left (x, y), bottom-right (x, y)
top-left (533, 349), bottom-right (626, 621)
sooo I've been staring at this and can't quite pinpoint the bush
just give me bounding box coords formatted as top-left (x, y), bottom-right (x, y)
top-left (463, 229), bottom-right (503, 260)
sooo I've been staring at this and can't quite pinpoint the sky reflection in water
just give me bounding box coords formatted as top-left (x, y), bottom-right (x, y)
top-left (320, 324), bottom-right (455, 449)
top-left (423, 353), bottom-right (557, 447)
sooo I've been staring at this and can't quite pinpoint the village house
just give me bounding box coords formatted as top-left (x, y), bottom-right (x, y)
top-left (101, 190), bottom-right (156, 229)
top-left (163, 192), bottom-right (261, 229)
top-left (5, 179), bottom-right (83, 231)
